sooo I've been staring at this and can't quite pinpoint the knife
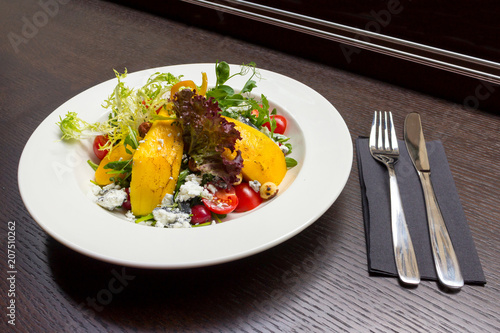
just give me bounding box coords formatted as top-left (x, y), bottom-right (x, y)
top-left (404, 112), bottom-right (464, 289)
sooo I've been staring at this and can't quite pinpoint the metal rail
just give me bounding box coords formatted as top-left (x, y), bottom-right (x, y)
top-left (182, 0), bottom-right (500, 84)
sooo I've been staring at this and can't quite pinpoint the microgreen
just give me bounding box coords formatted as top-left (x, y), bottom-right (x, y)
top-left (103, 159), bottom-right (133, 187)
top-left (207, 61), bottom-right (259, 110)
top-left (135, 213), bottom-right (154, 223)
top-left (285, 157), bottom-right (298, 168)
top-left (87, 160), bottom-right (99, 171)
top-left (123, 126), bottom-right (139, 154)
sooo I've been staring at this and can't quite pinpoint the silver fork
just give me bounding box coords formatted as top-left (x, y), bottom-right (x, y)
top-left (369, 111), bottom-right (420, 285)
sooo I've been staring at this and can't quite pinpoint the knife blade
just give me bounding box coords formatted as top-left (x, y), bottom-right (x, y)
top-left (404, 112), bottom-right (464, 289)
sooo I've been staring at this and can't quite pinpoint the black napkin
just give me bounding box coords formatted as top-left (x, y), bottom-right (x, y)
top-left (356, 137), bottom-right (485, 284)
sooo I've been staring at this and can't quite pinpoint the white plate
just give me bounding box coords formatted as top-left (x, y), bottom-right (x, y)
top-left (18, 63), bottom-right (352, 269)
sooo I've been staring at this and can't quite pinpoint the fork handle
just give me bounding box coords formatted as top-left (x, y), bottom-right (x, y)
top-left (388, 166), bottom-right (420, 285)
top-left (419, 171), bottom-right (464, 289)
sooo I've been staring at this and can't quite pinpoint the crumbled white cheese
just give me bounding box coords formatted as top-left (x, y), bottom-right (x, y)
top-left (226, 106), bottom-right (248, 113)
top-left (90, 183), bottom-right (103, 197)
top-left (280, 144), bottom-right (289, 155)
top-left (260, 126), bottom-right (271, 137)
top-left (161, 193), bottom-right (174, 207)
top-left (125, 211), bottom-right (136, 222)
top-left (152, 207), bottom-right (191, 228)
top-left (176, 174), bottom-right (212, 202)
top-left (158, 138), bottom-right (164, 146)
top-left (249, 180), bottom-right (261, 192)
top-left (95, 187), bottom-right (127, 210)
top-left (207, 183), bottom-right (217, 194)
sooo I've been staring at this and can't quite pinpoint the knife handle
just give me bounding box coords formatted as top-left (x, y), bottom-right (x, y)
top-left (419, 172), bottom-right (464, 289)
top-left (388, 166), bottom-right (420, 285)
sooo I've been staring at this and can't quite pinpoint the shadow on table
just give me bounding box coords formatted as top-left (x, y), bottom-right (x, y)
top-left (46, 206), bottom-right (345, 330)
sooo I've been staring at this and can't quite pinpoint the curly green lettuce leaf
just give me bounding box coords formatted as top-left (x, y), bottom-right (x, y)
top-left (57, 112), bottom-right (101, 140)
top-left (57, 70), bottom-right (180, 146)
top-left (57, 112), bottom-right (87, 140)
top-left (172, 89), bottom-right (243, 184)
top-left (99, 70), bottom-right (179, 150)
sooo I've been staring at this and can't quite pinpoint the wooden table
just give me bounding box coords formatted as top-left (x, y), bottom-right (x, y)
top-left (1, 1), bottom-right (499, 332)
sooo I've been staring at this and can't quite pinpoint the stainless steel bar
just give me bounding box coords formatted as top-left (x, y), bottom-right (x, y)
top-left (182, 0), bottom-right (500, 84)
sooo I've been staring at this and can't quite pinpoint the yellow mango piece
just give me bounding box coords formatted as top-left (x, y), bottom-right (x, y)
top-left (223, 116), bottom-right (287, 185)
top-left (94, 144), bottom-right (134, 186)
top-left (129, 117), bottom-right (184, 216)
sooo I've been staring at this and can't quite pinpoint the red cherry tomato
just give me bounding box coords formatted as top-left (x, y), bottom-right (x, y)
top-left (93, 135), bottom-right (109, 160)
top-left (202, 185), bottom-right (239, 215)
top-left (191, 205), bottom-right (212, 224)
top-left (263, 115), bottom-right (287, 135)
top-left (234, 183), bottom-right (263, 212)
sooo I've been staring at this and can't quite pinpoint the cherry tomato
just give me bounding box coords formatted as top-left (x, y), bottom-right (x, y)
top-left (263, 115), bottom-right (287, 135)
top-left (93, 135), bottom-right (109, 160)
top-left (234, 183), bottom-right (263, 212)
top-left (202, 185), bottom-right (239, 215)
top-left (191, 205), bottom-right (212, 224)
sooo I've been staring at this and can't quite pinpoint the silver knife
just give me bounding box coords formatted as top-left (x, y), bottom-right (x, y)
top-left (404, 112), bottom-right (464, 289)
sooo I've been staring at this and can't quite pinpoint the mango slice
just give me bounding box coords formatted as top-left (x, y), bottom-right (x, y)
top-left (94, 144), bottom-right (134, 186)
top-left (223, 117), bottom-right (287, 185)
top-left (129, 116), bottom-right (184, 216)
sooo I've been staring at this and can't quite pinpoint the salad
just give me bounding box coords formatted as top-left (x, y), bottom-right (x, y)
top-left (57, 62), bottom-right (297, 228)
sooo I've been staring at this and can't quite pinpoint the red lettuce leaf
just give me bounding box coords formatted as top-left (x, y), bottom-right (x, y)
top-left (172, 89), bottom-right (243, 184)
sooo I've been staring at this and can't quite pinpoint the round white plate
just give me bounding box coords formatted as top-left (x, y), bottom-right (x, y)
top-left (18, 63), bottom-right (352, 269)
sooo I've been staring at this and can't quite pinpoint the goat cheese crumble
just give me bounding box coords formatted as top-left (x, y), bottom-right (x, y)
top-left (249, 180), bottom-right (261, 192)
top-left (91, 183), bottom-right (127, 210)
top-left (152, 207), bottom-right (191, 228)
top-left (175, 174), bottom-right (212, 202)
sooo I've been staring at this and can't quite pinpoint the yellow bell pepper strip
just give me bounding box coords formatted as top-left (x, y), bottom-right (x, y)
top-left (170, 72), bottom-right (208, 97)
top-left (170, 80), bottom-right (196, 98)
top-left (199, 72), bottom-right (208, 96)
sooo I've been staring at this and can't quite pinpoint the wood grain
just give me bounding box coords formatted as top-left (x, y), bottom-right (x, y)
top-left (1, 1), bottom-right (499, 332)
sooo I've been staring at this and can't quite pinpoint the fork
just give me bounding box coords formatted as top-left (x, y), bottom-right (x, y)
top-left (369, 111), bottom-right (420, 285)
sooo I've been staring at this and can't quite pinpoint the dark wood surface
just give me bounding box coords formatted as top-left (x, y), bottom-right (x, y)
top-left (1, 1), bottom-right (499, 332)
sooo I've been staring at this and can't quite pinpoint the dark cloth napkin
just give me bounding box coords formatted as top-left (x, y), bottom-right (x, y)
top-left (356, 137), bottom-right (485, 284)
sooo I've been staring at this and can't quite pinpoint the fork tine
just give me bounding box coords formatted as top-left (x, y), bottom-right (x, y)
top-left (388, 112), bottom-right (399, 152)
top-left (369, 111), bottom-right (377, 149)
top-left (377, 111), bottom-right (383, 150)
top-left (383, 111), bottom-right (390, 151)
